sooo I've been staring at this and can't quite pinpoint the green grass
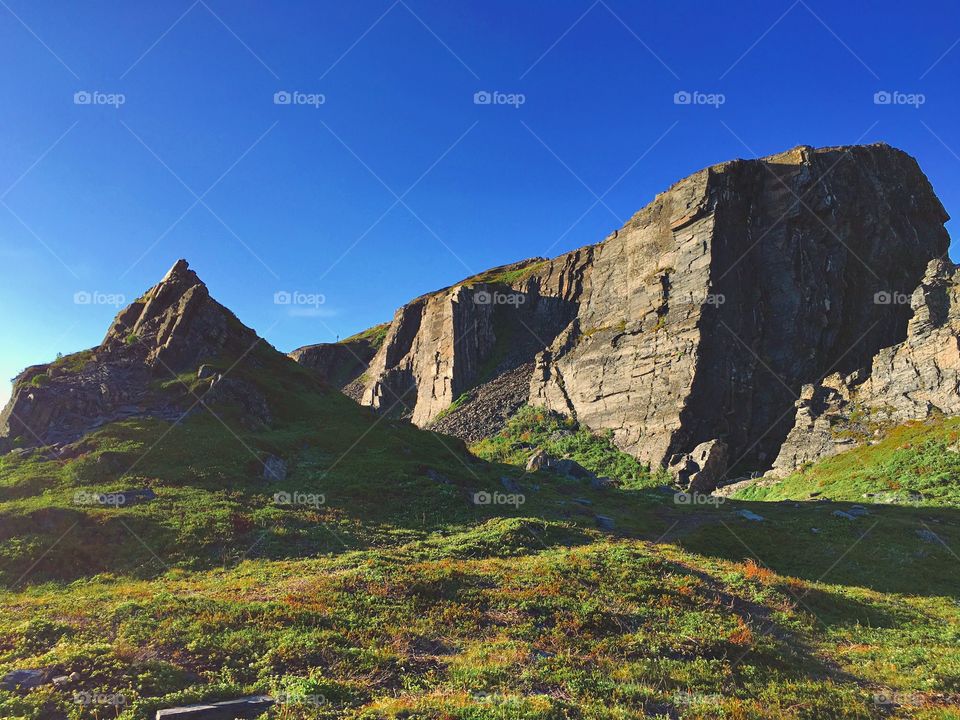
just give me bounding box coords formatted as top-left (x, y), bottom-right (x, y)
top-left (463, 260), bottom-right (548, 288)
top-left (472, 406), bottom-right (656, 489)
top-left (2, 353), bottom-right (960, 718)
top-left (734, 418), bottom-right (960, 506)
top-left (340, 323), bottom-right (390, 351)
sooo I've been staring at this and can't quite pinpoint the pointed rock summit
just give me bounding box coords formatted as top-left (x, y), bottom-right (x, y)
top-left (102, 259), bottom-right (257, 372)
top-left (1, 260), bottom-right (265, 451)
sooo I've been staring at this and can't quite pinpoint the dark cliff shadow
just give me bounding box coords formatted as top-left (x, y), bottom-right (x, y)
top-left (656, 497), bottom-right (960, 598)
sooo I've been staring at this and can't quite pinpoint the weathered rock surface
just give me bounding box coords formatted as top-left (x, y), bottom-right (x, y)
top-left (289, 327), bottom-right (383, 393)
top-left (668, 438), bottom-right (728, 493)
top-left (429, 362), bottom-right (534, 443)
top-left (0, 260), bottom-right (271, 450)
top-left (769, 257), bottom-right (960, 476)
top-left (323, 144), bottom-right (952, 476)
top-left (155, 695), bottom-right (274, 720)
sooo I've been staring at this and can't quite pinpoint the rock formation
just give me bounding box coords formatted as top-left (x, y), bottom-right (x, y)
top-left (769, 257), bottom-right (960, 475)
top-left (297, 144), bottom-right (952, 485)
top-left (0, 260), bottom-right (270, 450)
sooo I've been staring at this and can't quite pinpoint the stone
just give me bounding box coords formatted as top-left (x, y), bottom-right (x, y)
top-left (425, 469), bottom-right (451, 485)
top-left (669, 439), bottom-right (729, 493)
top-left (0, 668), bottom-right (55, 691)
top-left (0, 259), bottom-right (266, 450)
top-left (833, 510), bottom-right (857, 520)
top-left (262, 456), bottom-right (287, 483)
top-left (525, 449), bottom-right (550, 473)
top-left (916, 528), bottom-right (941, 543)
top-left (289, 331), bottom-right (382, 399)
top-left (847, 505), bottom-right (870, 517)
top-left (155, 695), bottom-right (274, 720)
top-left (735, 510), bottom-right (765, 522)
top-left (590, 476), bottom-right (615, 490)
top-left (595, 514), bottom-right (615, 530)
top-left (197, 365), bottom-right (219, 381)
top-left (501, 476), bottom-right (521, 493)
top-left (811, 528), bottom-right (821, 534)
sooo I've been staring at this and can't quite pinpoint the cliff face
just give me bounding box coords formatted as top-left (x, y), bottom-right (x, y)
top-left (770, 258), bottom-right (960, 475)
top-left (316, 144), bottom-right (952, 478)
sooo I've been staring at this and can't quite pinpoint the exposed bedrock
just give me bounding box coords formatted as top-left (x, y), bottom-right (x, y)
top-left (301, 144), bottom-right (953, 479)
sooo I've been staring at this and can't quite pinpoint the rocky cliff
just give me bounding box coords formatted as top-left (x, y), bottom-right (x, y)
top-left (296, 143), bottom-right (952, 482)
top-left (0, 260), bottom-right (271, 450)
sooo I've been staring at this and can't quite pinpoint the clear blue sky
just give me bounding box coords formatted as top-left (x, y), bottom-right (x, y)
top-left (1, 0), bottom-right (958, 406)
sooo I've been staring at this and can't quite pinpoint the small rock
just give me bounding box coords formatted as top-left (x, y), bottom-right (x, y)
top-left (916, 528), bottom-right (941, 543)
top-left (425, 469), bottom-right (451, 485)
top-left (0, 668), bottom-right (55, 691)
top-left (735, 509), bottom-right (765, 522)
top-left (501, 476), bottom-right (522, 493)
top-left (262, 456), bottom-right (287, 482)
top-left (117, 488), bottom-right (156, 506)
top-left (196, 365), bottom-right (220, 381)
top-left (573, 497), bottom-right (593, 506)
top-left (590, 476), bottom-right (615, 490)
top-left (525, 449), bottom-right (550, 473)
top-left (595, 514), bottom-right (615, 530)
top-left (832, 510), bottom-right (857, 520)
top-left (847, 504), bottom-right (870, 517)
top-left (52, 675), bottom-right (70, 687)
top-left (155, 695), bottom-right (275, 720)
top-left (811, 527), bottom-right (821, 534)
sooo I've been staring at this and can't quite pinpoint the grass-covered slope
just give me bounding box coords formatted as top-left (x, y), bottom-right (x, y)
top-left (472, 406), bottom-right (659, 489)
top-left (2, 390), bottom-right (960, 718)
top-left (733, 418), bottom-right (960, 506)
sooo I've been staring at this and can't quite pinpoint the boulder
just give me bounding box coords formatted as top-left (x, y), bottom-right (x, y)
top-left (595, 514), bottom-right (615, 530)
top-left (155, 695), bottom-right (274, 720)
top-left (262, 456), bottom-right (287, 482)
top-left (668, 439), bottom-right (728, 493)
top-left (0, 668), bottom-right (56, 691)
top-left (501, 476), bottom-right (522, 493)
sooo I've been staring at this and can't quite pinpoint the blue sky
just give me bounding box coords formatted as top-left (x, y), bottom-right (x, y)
top-left (1, 0), bottom-right (958, 406)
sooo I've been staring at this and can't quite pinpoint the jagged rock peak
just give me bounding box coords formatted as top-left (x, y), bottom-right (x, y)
top-left (1, 259), bottom-right (265, 451)
top-left (102, 259), bottom-right (256, 373)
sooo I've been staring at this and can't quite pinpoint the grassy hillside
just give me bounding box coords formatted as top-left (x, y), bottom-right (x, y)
top-left (733, 418), bottom-right (960, 506)
top-left (1, 386), bottom-right (959, 718)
